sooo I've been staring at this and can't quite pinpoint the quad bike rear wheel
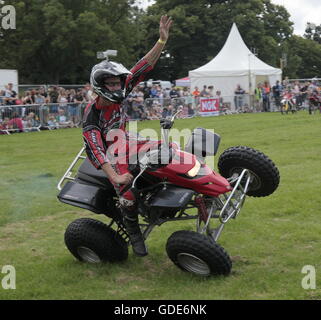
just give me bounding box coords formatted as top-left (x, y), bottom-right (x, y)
top-left (64, 218), bottom-right (128, 263)
top-left (218, 146), bottom-right (280, 197)
top-left (166, 230), bottom-right (232, 276)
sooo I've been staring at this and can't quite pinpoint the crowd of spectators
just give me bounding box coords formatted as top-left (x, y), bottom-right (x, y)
top-left (0, 83), bottom-right (95, 133)
top-left (1, 78), bottom-right (320, 134)
top-left (252, 78), bottom-right (321, 113)
top-left (124, 84), bottom-right (198, 120)
top-left (124, 83), bottom-right (232, 120)
top-left (0, 83), bottom-right (94, 106)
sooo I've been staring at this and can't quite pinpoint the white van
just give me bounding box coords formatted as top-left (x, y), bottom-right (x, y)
top-left (0, 69), bottom-right (19, 93)
top-left (139, 79), bottom-right (172, 90)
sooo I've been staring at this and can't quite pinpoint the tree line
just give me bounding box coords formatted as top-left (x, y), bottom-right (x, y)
top-left (0, 0), bottom-right (320, 84)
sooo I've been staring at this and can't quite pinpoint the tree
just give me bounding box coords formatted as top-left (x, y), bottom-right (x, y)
top-left (281, 35), bottom-right (321, 79)
top-left (304, 22), bottom-right (321, 45)
top-left (142, 0), bottom-right (293, 81)
top-left (0, 0), bottom-right (144, 83)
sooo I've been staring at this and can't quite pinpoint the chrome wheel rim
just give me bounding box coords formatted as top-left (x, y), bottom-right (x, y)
top-left (177, 253), bottom-right (210, 276)
top-left (77, 246), bottom-right (101, 263)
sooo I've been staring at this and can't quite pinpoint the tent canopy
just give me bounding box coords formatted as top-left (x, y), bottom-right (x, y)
top-left (175, 77), bottom-right (190, 87)
top-left (189, 23), bottom-right (282, 97)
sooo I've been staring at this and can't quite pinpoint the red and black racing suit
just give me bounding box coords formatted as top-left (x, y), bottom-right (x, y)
top-left (82, 58), bottom-right (159, 207)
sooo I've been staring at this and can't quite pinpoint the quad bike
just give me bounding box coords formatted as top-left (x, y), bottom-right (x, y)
top-left (57, 111), bottom-right (280, 277)
top-left (281, 94), bottom-right (297, 115)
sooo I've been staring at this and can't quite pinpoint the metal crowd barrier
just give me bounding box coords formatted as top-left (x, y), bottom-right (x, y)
top-left (125, 94), bottom-right (256, 121)
top-left (0, 102), bottom-right (86, 134)
top-left (0, 93), bottom-right (312, 135)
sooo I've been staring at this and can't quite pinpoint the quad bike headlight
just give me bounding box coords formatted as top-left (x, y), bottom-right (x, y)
top-left (186, 160), bottom-right (201, 177)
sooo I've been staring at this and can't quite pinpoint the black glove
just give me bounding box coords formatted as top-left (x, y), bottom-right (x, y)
top-left (160, 119), bottom-right (173, 129)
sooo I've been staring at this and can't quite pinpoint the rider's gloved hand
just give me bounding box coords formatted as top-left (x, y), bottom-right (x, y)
top-left (112, 173), bottom-right (133, 185)
top-left (160, 119), bottom-right (173, 129)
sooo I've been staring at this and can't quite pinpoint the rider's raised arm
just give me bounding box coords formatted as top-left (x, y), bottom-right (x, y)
top-left (125, 15), bottom-right (173, 94)
top-left (143, 15), bottom-right (172, 68)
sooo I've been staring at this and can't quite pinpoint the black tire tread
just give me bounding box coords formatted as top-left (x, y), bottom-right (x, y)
top-left (166, 230), bottom-right (232, 276)
top-left (218, 146), bottom-right (280, 197)
top-left (64, 218), bottom-right (128, 263)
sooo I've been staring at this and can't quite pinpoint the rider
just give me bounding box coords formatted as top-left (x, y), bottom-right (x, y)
top-left (82, 16), bottom-right (173, 257)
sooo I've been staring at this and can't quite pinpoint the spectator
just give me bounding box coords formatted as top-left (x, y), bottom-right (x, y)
top-left (49, 86), bottom-right (59, 103)
top-left (293, 81), bottom-right (302, 106)
top-left (192, 86), bottom-right (200, 105)
top-left (15, 95), bottom-right (23, 106)
top-left (22, 91), bottom-right (35, 105)
top-left (25, 112), bottom-right (40, 130)
top-left (0, 91), bottom-right (4, 105)
top-left (234, 84), bottom-right (245, 111)
top-left (149, 85), bottom-right (158, 98)
top-left (142, 84), bottom-right (151, 99)
top-left (177, 87), bottom-right (184, 97)
top-left (163, 87), bottom-right (171, 99)
top-left (47, 113), bottom-right (59, 129)
top-left (272, 80), bottom-right (283, 110)
top-left (300, 81), bottom-right (309, 107)
top-left (84, 83), bottom-right (95, 101)
top-left (200, 85), bottom-right (209, 97)
top-left (4, 83), bottom-right (17, 105)
top-left (169, 85), bottom-right (179, 99)
top-left (161, 107), bottom-right (170, 119)
top-left (208, 85), bottom-right (215, 97)
top-left (216, 90), bottom-right (224, 112)
top-left (39, 87), bottom-right (50, 103)
top-left (56, 108), bottom-right (73, 128)
top-left (262, 81), bottom-right (271, 112)
top-left (192, 86), bottom-right (200, 97)
top-left (0, 117), bottom-right (10, 133)
top-left (35, 91), bottom-right (46, 104)
top-left (254, 83), bottom-right (263, 112)
top-left (187, 103), bottom-right (195, 117)
top-left (70, 89), bottom-right (85, 125)
top-left (8, 112), bottom-right (23, 132)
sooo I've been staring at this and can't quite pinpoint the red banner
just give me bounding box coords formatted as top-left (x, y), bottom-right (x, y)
top-left (199, 98), bottom-right (220, 116)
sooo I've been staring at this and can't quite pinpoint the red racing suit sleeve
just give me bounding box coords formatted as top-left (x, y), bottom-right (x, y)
top-left (82, 102), bottom-right (107, 169)
top-left (125, 58), bottom-right (153, 96)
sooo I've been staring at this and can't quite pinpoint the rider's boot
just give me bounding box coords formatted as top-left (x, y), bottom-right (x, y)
top-left (122, 208), bottom-right (148, 257)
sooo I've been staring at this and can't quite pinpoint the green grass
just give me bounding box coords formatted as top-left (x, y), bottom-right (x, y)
top-left (1, 111), bottom-right (321, 300)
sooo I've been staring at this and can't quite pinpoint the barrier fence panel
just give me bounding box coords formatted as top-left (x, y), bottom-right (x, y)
top-left (0, 102), bottom-right (87, 134)
top-left (1, 92), bottom-right (317, 135)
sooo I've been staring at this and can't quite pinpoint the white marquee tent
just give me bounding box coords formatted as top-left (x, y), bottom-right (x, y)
top-left (189, 23), bottom-right (282, 99)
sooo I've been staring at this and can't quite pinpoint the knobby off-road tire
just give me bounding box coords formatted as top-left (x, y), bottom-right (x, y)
top-left (65, 218), bottom-right (128, 263)
top-left (218, 146), bottom-right (280, 197)
top-left (166, 231), bottom-right (232, 276)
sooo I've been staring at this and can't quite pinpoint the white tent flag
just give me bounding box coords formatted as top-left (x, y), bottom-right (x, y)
top-left (189, 23), bottom-right (282, 104)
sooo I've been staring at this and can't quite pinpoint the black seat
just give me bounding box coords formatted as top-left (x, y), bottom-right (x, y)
top-left (77, 158), bottom-right (114, 190)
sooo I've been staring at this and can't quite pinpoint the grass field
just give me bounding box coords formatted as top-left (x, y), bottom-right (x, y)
top-left (1, 111), bottom-right (321, 300)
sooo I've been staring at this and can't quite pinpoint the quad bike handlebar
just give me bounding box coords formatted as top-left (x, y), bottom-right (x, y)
top-left (132, 109), bottom-right (183, 190)
top-left (160, 109), bottom-right (182, 146)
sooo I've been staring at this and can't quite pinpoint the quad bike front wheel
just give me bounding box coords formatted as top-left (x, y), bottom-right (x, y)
top-left (64, 218), bottom-right (128, 263)
top-left (218, 146), bottom-right (280, 197)
top-left (166, 230), bottom-right (232, 276)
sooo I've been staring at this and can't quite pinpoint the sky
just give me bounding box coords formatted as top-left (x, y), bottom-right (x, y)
top-left (136, 0), bottom-right (321, 36)
top-left (270, 0), bottom-right (321, 36)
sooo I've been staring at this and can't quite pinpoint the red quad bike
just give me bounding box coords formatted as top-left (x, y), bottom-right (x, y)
top-left (57, 111), bottom-right (280, 277)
